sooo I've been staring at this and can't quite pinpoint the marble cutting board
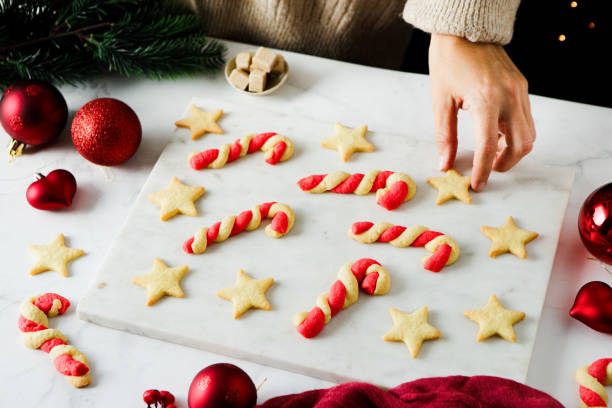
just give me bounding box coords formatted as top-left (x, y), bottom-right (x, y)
top-left (78, 97), bottom-right (574, 387)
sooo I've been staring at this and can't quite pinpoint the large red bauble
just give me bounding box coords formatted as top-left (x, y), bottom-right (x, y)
top-left (188, 363), bottom-right (257, 408)
top-left (26, 169), bottom-right (77, 210)
top-left (578, 183), bottom-right (612, 265)
top-left (71, 98), bottom-right (141, 166)
top-left (569, 281), bottom-right (612, 334)
top-left (0, 80), bottom-right (68, 147)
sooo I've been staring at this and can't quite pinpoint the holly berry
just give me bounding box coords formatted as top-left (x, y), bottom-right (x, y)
top-left (159, 390), bottom-right (175, 406)
top-left (143, 389), bottom-right (160, 406)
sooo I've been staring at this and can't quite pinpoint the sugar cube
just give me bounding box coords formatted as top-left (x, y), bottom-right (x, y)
top-left (249, 69), bottom-right (267, 92)
top-left (251, 47), bottom-right (278, 73)
top-left (229, 68), bottom-right (249, 90)
top-left (235, 52), bottom-right (251, 71)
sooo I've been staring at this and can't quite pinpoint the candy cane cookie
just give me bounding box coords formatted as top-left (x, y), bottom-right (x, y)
top-left (293, 258), bottom-right (390, 338)
top-left (18, 293), bottom-right (90, 388)
top-left (297, 170), bottom-right (416, 210)
top-left (348, 222), bottom-right (460, 272)
top-left (189, 132), bottom-right (293, 170)
top-left (183, 202), bottom-right (295, 254)
top-left (576, 358), bottom-right (612, 408)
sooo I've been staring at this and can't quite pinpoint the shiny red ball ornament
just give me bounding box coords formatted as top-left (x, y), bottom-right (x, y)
top-left (188, 363), bottom-right (257, 408)
top-left (579, 183), bottom-right (612, 265)
top-left (26, 169), bottom-right (77, 210)
top-left (0, 80), bottom-right (68, 158)
top-left (71, 98), bottom-right (141, 166)
top-left (569, 281), bottom-right (612, 334)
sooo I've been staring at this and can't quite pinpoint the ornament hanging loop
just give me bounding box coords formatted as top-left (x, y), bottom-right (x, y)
top-left (7, 139), bottom-right (25, 163)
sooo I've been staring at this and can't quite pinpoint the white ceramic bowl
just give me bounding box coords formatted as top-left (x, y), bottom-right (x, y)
top-left (224, 51), bottom-right (290, 96)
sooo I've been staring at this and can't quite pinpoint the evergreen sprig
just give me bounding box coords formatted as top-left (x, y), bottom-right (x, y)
top-left (0, 0), bottom-right (226, 87)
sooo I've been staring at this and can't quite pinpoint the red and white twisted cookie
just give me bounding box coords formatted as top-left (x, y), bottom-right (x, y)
top-left (183, 202), bottom-right (295, 254)
top-left (576, 358), bottom-right (612, 408)
top-left (189, 132), bottom-right (293, 170)
top-left (293, 258), bottom-right (390, 338)
top-left (348, 222), bottom-right (460, 272)
top-left (297, 170), bottom-right (416, 210)
top-left (18, 293), bottom-right (90, 388)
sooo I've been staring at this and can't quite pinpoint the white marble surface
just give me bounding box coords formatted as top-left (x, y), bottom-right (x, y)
top-left (78, 95), bottom-right (573, 387)
top-left (0, 40), bottom-right (610, 407)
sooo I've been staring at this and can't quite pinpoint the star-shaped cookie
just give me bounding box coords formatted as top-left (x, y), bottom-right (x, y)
top-left (464, 294), bottom-right (525, 342)
top-left (382, 306), bottom-right (441, 358)
top-left (321, 122), bottom-right (373, 162)
top-left (29, 234), bottom-right (84, 277)
top-left (174, 104), bottom-right (223, 140)
top-left (148, 177), bottom-right (205, 221)
top-left (427, 169), bottom-right (472, 204)
top-left (132, 258), bottom-right (188, 306)
top-left (481, 216), bottom-right (538, 259)
top-left (216, 269), bottom-right (274, 319)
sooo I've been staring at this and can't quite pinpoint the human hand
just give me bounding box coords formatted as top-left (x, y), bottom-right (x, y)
top-left (428, 33), bottom-right (535, 191)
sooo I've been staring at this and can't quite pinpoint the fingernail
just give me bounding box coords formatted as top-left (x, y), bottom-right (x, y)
top-left (438, 156), bottom-right (445, 170)
top-left (475, 182), bottom-right (486, 192)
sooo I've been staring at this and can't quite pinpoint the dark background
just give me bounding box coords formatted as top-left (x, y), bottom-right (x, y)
top-left (402, 0), bottom-right (609, 108)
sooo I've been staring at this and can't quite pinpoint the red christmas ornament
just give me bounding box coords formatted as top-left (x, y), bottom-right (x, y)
top-left (26, 169), bottom-right (77, 210)
top-left (71, 98), bottom-right (141, 166)
top-left (143, 389), bottom-right (160, 406)
top-left (569, 281), bottom-right (612, 334)
top-left (188, 363), bottom-right (257, 408)
top-left (159, 391), bottom-right (175, 406)
top-left (579, 183), bottom-right (612, 265)
top-left (0, 80), bottom-right (68, 158)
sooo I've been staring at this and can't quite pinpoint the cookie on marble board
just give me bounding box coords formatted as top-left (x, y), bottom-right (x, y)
top-left (481, 216), bottom-right (538, 259)
top-left (148, 177), bottom-right (205, 221)
top-left (382, 306), bottom-right (441, 358)
top-left (427, 169), bottom-right (472, 205)
top-left (321, 122), bottom-right (373, 162)
top-left (216, 269), bottom-right (274, 319)
top-left (174, 104), bottom-right (223, 140)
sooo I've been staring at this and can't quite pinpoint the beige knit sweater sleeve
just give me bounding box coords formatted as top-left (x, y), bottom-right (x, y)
top-left (403, 0), bottom-right (521, 44)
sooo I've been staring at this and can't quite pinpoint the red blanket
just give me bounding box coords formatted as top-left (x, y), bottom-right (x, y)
top-left (258, 376), bottom-right (563, 408)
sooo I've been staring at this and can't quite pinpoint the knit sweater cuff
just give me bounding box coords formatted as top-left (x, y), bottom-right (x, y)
top-left (402, 0), bottom-right (521, 45)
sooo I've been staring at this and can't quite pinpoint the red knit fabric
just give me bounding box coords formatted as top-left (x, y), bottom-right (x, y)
top-left (257, 377), bottom-right (563, 408)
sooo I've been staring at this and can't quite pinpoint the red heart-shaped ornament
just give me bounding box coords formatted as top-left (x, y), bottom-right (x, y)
top-left (26, 169), bottom-right (77, 210)
top-left (569, 280), bottom-right (612, 334)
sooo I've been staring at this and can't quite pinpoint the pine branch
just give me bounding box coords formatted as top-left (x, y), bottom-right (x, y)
top-left (0, 0), bottom-right (225, 88)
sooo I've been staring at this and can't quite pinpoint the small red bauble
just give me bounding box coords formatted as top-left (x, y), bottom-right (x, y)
top-left (143, 389), bottom-right (160, 405)
top-left (570, 281), bottom-right (612, 334)
top-left (188, 363), bottom-right (257, 408)
top-left (0, 80), bottom-right (68, 157)
top-left (578, 183), bottom-right (612, 265)
top-left (159, 390), bottom-right (175, 405)
top-left (26, 169), bottom-right (77, 210)
top-left (71, 98), bottom-right (141, 166)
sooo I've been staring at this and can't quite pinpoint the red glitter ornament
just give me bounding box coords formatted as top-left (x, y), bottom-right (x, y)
top-left (26, 169), bottom-right (77, 210)
top-left (71, 98), bottom-right (141, 166)
top-left (578, 183), bottom-right (612, 265)
top-left (188, 363), bottom-right (256, 408)
top-left (569, 281), bottom-right (612, 334)
top-left (0, 80), bottom-right (68, 158)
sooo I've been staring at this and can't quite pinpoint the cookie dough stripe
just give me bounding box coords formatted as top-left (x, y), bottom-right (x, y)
top-left (348, 221), bottom-right (460, 272)
top-left (183, 202), bottom-right (295, 254)
top-left (189, 132), bottom-right (294, 170)
top-left (293, 258), bottom-right (390, 338)
top-left (297, 170), bottom-right (416, 210)
top-left (18, 293), bottom-right (90, 388)
top-left (576, 358), bottom-right (612, 408)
